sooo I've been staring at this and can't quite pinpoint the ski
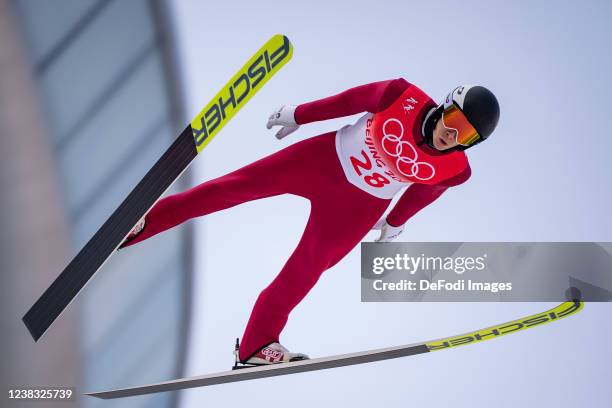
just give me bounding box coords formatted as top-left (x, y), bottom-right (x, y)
top-left (22, 34), bottom-right (294, 342)
top-left (87, 300), bottom-right (583, 399)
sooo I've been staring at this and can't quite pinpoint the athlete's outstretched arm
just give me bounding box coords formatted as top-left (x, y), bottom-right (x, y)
top-left (385, 183), bottom-right (448, 228)
top-left (385, 166), bottom-right (472, 228)
top-left (295, 78), bottom-right (410, 124)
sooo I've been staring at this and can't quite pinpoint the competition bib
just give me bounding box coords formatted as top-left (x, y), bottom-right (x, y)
top-left (334, 84), bottom-right (469, 199)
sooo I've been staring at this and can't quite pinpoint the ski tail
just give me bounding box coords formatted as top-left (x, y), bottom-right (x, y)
top-left (22, 34), bottom-right (294, 341)
top-left (22, 126), bottom-right (196, 341)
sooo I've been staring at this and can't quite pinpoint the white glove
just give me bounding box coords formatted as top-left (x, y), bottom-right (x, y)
top-left (374, 219), bottom-right (405, 243)
top-left (267, 105), bottom-right (299, 139)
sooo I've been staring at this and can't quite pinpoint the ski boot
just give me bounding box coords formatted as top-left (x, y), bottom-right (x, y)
top-left (118, 216), bottom-right (146, 250)
top-left (232, 338), bottom-right (309, 370)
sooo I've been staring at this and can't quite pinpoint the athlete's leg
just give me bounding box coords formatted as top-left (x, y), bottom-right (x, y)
top-left (239, 185), bottom-right (390, 361)
top-left (121, 132), bottom-right (338, 247)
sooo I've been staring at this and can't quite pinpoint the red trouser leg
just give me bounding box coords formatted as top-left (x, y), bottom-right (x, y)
top-left (119, 132), bottom-right (390, 360)
top-left (121, 132), bottom-right (345, 248)
top-left (238, 174), bottom-right (389, 361)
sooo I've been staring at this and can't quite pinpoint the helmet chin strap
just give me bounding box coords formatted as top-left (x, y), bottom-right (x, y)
top-left (420, 106), bottom-right (443, 150)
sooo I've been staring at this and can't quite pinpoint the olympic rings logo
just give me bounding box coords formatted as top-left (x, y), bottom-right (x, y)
top-left (380, 118), bottom-right (435, 181)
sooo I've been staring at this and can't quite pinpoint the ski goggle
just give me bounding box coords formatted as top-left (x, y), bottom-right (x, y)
top-left (441, 103), bottom-right (481, 147)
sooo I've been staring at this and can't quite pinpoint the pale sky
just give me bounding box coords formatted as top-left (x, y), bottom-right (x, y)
top-left (169, 1), bottom-right (612, 407)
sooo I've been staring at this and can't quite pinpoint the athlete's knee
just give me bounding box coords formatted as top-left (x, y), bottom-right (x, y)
top-left (255, 285), bottom-right (295, 313)
top-left (173, 176), bottom-right (245, 214)
top-left (325, 249), bottom-right (351, 270)
top-left (206, 173), bottom-right (262, 202)
top-left (271, 257), bottom-right (330, 295)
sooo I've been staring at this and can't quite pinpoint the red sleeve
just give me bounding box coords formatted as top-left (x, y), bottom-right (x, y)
top-left (386, 166), bottom-right (471, 227)
top-left (294, 78), bottom-right (409, 124)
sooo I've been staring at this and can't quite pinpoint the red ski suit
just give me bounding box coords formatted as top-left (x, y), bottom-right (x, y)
top-left (121, 78), bottom-right (471, 360)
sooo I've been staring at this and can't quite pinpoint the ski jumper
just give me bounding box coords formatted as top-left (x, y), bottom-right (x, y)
top-left (120, 78), bottom-right (472, 360)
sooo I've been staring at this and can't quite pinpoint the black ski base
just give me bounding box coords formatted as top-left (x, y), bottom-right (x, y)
top-left (23, 125), bottom-right (197, 341)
